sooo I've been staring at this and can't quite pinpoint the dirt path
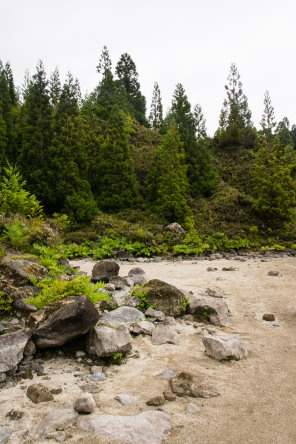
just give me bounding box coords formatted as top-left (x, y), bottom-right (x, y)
top-left (1, 257), bottom-right (295, 443)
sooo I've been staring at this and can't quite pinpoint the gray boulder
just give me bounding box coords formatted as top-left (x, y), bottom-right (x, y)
top-left (189, 296), bottom-right (229, 327)
top-left (74, 393), bottom-right (95, 414)
top-left (202, 334), bottom-right (247, 361)
top-left (0, 427), bottom-right (12, 444)
top-left (77, 410), bottom-right (171, 444)
top-left (101, 306), bottom-right (145, 325)
top-left (0, 257), bottom-right (49, 286)
top-left (128, 267), bottom-right (148, 286)
top-left (38, 404), bottom-right (78, 438)
top-left (152, 323), bottom-right (179, 345)
top-left (92, 260), bottom-right (119, 283)
top-left (132, 320), bottom-right (155, 335)
top-left (0, 330), bottom-right (31, 373)
top-left (132, 279), bottom-right (188, 317)
top-left (32, 295), bottom-right (99, 348)
top-left (145, 307), bottom-right (166, 321)
top-left (86, 325), bottom-right (132, 358)
top-left (109, 276), bottom-right (127, 290)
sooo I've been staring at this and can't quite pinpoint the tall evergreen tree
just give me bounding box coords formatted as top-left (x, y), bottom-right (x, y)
top-left (4, 62), bottom-right (17, 106)
top-left (0, 61), bottom-right (16, 164)
top-left (116, 53), bottom-right (147, 126)
top-left (147, 124), bottom-right (192, 223)
top-left (96, 106), bottom-right (139, 212)
top-left (18, 60), bottom-right (53, 201)
top-left (149, 82), bottom-right (163, 131)
top-left (260, 90), bottom-right (276, 137)
top-left (49, 67), bottom-right (61, 113)
top-left (193, 104), bottom-right (207, 139)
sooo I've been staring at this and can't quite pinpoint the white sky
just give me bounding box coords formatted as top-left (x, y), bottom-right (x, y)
top-left (1, 0), bottom-right (296, 135)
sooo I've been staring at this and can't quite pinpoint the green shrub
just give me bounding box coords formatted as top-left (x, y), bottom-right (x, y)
top-left (0, 291), bottom-right (13, 313)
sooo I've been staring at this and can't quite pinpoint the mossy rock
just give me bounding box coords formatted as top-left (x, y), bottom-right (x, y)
top-left (133, 279), bottom-right (187, 317)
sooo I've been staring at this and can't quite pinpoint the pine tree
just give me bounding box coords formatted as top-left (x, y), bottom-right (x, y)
top-left (0, 62), bottom-right (16, 164)
top-left (96, 106), bottom-right (139, 212)
top-left (149, 82), bottom-right (163, 131)
top-left (115, 53), bottom-right (147, 126)
top-left (4, 62), bottom-right (17, 106)
top-left (260, 90), bottom-right (276, 136)
top-left (147, 124), bottom-right (192, 223)
top-left (276, 117), bottom-right (293, 149)
top-left (193, 104), bottom-right (207, 139)
top-left (49, 67), bottom-right (61, 112)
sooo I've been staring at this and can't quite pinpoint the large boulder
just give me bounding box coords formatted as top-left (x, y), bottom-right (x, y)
top-left (132, 279), bottom-right (188, 317)
top-left (202, 334), bottom-right (247, 361)
top-left (0, 257), bottom-right (49, 287)
top-left (128, 268), bottom-right (148, 287)
top-left (189, 296), bottom-right (229, 327)
top-left (77, 410), bottom-right (172, 444)
top-left (0, 330), bottom-right (32, 373)
top-left (92, 260), bottom-right (119, 283)
top-left (32, 295), bottom-right (99, 348)
top-left (101, 306), bottom-right (145, 325)
top-left (86, 325), bottom-right (132, 358)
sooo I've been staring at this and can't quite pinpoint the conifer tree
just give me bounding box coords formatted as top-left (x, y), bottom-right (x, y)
top-left (116, 53), bottom-right (147, 126)
top-left (147, 124), bottom-right (192, 223)
top-left (0, 62), bottom-right (16, 164)
top-left (96, 106), bottom-right (139, 212)
top-left (4, 62), bottom-right (17, 106)
top-left (260, 90), bottom-right (276, 135)
top-left (49, 67), bottom-right (61, 112)
top-left (193, 104), bottom-right (207, 139)
top-left (149, 82), bottom-right (163, 131)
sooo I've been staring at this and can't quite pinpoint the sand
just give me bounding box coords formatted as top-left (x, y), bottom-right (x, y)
top-left (0, 256), bottom-right (295, 444)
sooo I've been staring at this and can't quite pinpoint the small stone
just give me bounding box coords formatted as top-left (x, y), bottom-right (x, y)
top-left (5, 409), bottom-right (24, 420)
top-left (114, 394), bottom-right (132, 406)
top-left (163, 391), bottom-right (177, 402)
top-left (156, 369), bottom-right (176, 380)
top-left (205, 288), bottom-right (223, 298)
top-left (207, 267), bottom-right (217, 272)
top-left (90, 365), bottom-right (103, 374)
top-left (27, 383), bottom-right (54, 403)
top-left (222, 267), bottom-right (237, 271)
top-left (44, 431), bottom-right (65, 442)
top-left (263, 313), bottom-right (275, 322)
top-left (75, 351), bottom-right (86, 358)
top-left (50, 388), bottom-right (63, 395)
top-left (186, 402), bottom-right (201, 414)
top-left (81, 383), bottom-right (102, 394)
top-left (74, 393), bottom-right (96, 414)
top-left (77, 358), bottom-right (82, 363)
top-left (267, 270), bottom-right (279, 276)
top-left (146, 395), bottom-right (165, 406)
top-left (89, 372), bottom-right (106, 382)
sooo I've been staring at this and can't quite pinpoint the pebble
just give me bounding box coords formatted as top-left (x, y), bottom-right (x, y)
top-left (114, 394), bottom-right (132, 406)
top-left (186, 402), bottom-right (201, 414)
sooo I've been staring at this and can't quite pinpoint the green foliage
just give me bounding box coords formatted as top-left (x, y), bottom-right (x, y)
top-left (0, 291), bottom-right (13, 313)
top-left (0, 163), bottom-right (42, 217)
top-left (1, 220), bottom-right (30, 249)
top-left (132, 285), bottom-right (156, 312)
top-left (112, 352), bottom-right (123, 361)
top-left (25, 274), bottom-right (108, 309)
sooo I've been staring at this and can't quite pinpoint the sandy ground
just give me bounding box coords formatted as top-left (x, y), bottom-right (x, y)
top-left (1, 257), bottom-right (296, 444)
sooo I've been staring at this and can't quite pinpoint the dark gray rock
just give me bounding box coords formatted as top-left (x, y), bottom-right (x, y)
top-left (109, 276), bottom-right (127, 290)
top-left (32, 295), bottom-right (99, 348)
top-left (0, 330), bottom-right (31, 373)
top-left (0, 257), bottom-right (49, 286)
top-left (92, 260), bottom-right (119, 283)
top-left (189, 296), bottom-right (229, 327)
top-left (77, 410), bottom-right (171, 444)
top-left (202, 334), bottom-right (247, 361)
top-left (128, 268), bottom-right (149, 286)
top-left (13, 299), bottom-right (37, 312)
top-left (86, 325), bottom-right (132, 358)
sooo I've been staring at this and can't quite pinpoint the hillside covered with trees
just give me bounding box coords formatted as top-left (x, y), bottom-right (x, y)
top-left (1, 46), bottom-right (296, 258)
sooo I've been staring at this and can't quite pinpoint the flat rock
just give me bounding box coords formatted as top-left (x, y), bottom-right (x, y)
top-left (152, 323), bottom-right (179, 345)
top-left (92, 260), bottom-right (119, 283)
top-left (0, 427), bottom-right (12, 444)
top-left (101, 306), bottom-right (145, 325)
top-left (133, 279), bottom-right (188, 317)
top-left (32, 295), bottom-right (99, 348)
top-left (74, 393), bottom-right (95, 414)
top-left (132, 320), bottom-right (155, 335)
top-left (86, 324), bottom-right (132, 358)
top-left (0, 330), bottom-right (31, 373)
top-left (189, 296), bottom-right (229, 327)
top-left (202, 334), bottom-right (247, 361)
top-left (156, 369), bottom-right (177, 380)
top-left (77, 410), bottom-right (171, 444)
top-left (27, 383), bottom-right (54, 403)
top-left (38, 404), bottom-right (78, 438)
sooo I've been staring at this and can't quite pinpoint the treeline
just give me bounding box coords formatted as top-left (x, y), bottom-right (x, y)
top-left (0, 47), bottom-right (295, 229)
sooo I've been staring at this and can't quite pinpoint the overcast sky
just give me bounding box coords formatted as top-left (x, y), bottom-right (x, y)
top-left (1, 0), bottom-right (296, 135)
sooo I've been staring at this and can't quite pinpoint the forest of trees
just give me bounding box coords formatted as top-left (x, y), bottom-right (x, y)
top-left (0, 47), bottom-right (296, 236)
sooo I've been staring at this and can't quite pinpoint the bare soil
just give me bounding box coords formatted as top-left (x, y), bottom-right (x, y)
top-left (1, 257), bottom-right (296, 444)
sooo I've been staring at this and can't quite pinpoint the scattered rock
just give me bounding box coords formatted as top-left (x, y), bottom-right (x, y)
top-left (0, 330), bottom-right (32, 373)
top-left (86, 324), bottom-right (132, 358)
top-left (267, 270), bottom-right (280, 276)
top-left (128, 268), bottom-right (149, 286)
top-left (133, 279), bottom-right (188, 317)
top-left (189, 296), bottom-right (229, 327)
top-left (38, 404), bottom-right (78, 438)
top-left (114, 394), bottom-right (132, 406)
top-left (202, 334), bottom-right (247, 361)
top-left (77, 410), bottom-right (171, 444)
top-left (74, 393), bottom-right (96, 414)
top-left (163, 391), bottom-right (177, 402)
top-left (192, 386), bottom-right (220, 398)
top-left (75, 351), bottom-right (86, 358)
top-left (92, 260), bottom-right (119, 283)
top-left (101, 306), bottom-right (145, 325)
top-left (222, 267), bottom-right (237, 271)
top-left (27, 383), bottom-right (54, 403)
top-left (89, 371), bottom-right (106, 382)
top-left (125, 295), bottom-right (141, 308)
top-left (205, 288), bottom-right (224, 298)
top-left (169, 371), bottom-right (197, 397)
top-left (263, 313), bottom-right (276, 322)
top-left (145, 307), bottom-right (166, 321)
top-left (50, 388), bottom-right (62, 395)
top-left (186, 402), bottom-right (201, 414)
top-left (132, 320), bottom-right (155, 335)
top-left (5, 409), bottom-right (24, 420)
top-left (156, 369), bottom-right (177, 380)
top-left (13, 299), bottom-right (37, 312)
top-left (207, 267), bottom-right (217, 272)
top-left (109, 276), bottom-right (127, 290)
top-left (32, 295), bottom-right (99, 348)
top-left (146, 395), bottom-right (165, 406)
top-left (152, 323), bottom-right (179, 345)
top-left (81, 383), bottom-right (102, 394)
